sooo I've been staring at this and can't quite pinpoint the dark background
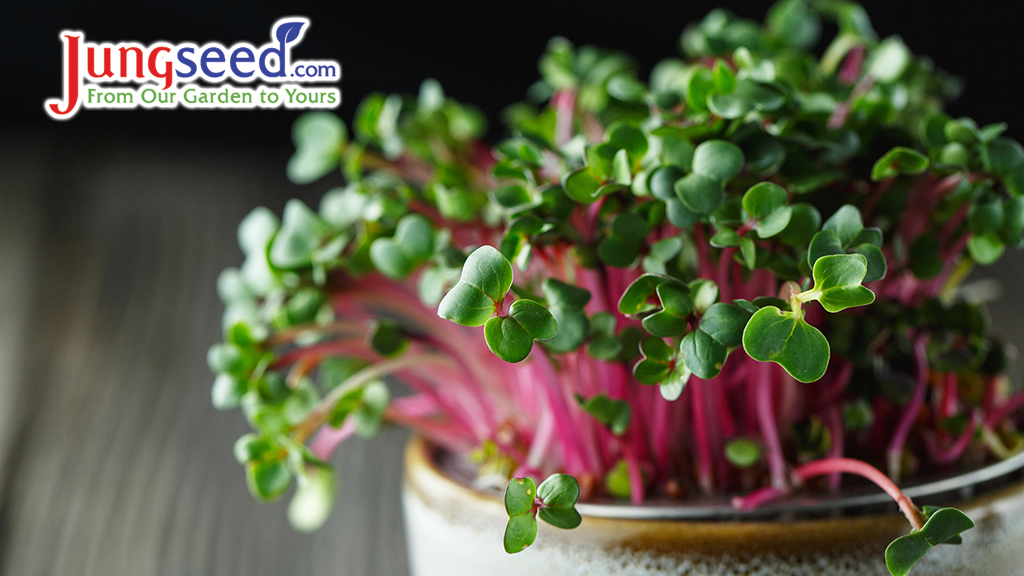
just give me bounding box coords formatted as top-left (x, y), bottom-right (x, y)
top-left (6, 1), bottom-right (1024, 150)
top-left (2, 2), bottom-right (1024, 576)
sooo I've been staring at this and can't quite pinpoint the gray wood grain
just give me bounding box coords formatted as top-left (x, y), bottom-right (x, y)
top-left (0, 139), bottom-right (409, 576)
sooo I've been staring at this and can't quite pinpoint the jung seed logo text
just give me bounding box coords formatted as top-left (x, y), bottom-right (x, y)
top-left (45, 17), bottom-right (341, 120)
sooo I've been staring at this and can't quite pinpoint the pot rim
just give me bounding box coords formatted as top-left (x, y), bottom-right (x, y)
top-left (420, 437), bottom-right (1024, 521)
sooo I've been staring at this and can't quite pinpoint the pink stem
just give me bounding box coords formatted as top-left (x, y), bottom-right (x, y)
top-left (887, 335), bottom-right (930, 482)
top-left (793, 457), bottom-right (924, 530)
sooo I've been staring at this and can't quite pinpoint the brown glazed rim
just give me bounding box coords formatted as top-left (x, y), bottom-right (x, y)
top-left (413, 436), bottom-right (1024, 522)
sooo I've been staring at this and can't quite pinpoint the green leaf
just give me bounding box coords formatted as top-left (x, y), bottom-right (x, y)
top-left (368, 320), bottom-right (407, 357)
top-left (505, 476), bottom-right (537, 516)
top-left (537, 473), bottom-right (581, 508)
top-left (369, 214), bottom-right (435, 279)
top-left (287, 112), bottom-right (346, 184)
top-left (885, 507), bottom-right (974, 576)
top-left (675, 172), bottom-right (725, 214)
top-left (851, 243), bottom-right (887, 282)
top-left (641, 283), bottom-right (694, 337)
top-left (538, 506), bottom-right (582, 530)
top-left (808, 230), bottom-right (845, 268)
top-left (724, 438), bottom-right (763, 468)
top-left (699, 302), bottom-right (751, 348)
top-left (238, 207), bottom-right (280, 256)
top-left (438, 246), bottom-right (513, 326)
top-left (246, 458), bottom-right (292, 501)
top-left (576, 394), bottom-right (631, 435)
top-left (618, 274), bottom-right (689, 316)
top-left (212, 374), bottom-right (247, 410)
top-left (742, 306), bottom-right (830, 383)
top-left (598, 212), bottom-right (648, 268)
top-left (968, 233), bottom-right (1005, 265)
top-left (742, 182), bottom-right (787, 219)
top-left (607, 122), bottom-right (649, 162)
top-left (542, 279), bottom-right (592, 353)
top-left (504, 514), bottom-right (539, 554)
top-left (269, 199), bottom-right (324, 269)
top-left (871, 147), bottom-right (929, 181)
top-left (353, 380), bottom-right (390, 438)
top-left (563, 168), bottom-right (602, 203)
top-left (691, 139), bottom-right (744, 182)
top-left (809, 253), bottom-right (875, 313)
top-left (681, 328), bottom-right (728, 379)
top-left (822, 205), bottom-right (864, 246)
top-left (604, 460), bottom-right (632, 498)
top-left (587, 312), bottom-right (623, 360)
top-left (288, 467), bottom-right (336, 532)
top-left (739, 236), bottom-right (757, 269)
top-left (659, 367), bottom-right (691, 400)
top-left (866, 37), bottom-right (910, 83)
top-left (485, 300), bottom-right (556, 363)
top-left (633, 337), bottom-right (676, 384)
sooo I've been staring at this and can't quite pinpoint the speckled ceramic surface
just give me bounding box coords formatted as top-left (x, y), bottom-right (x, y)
top-left (402, 437), bottom-right (1024, 575)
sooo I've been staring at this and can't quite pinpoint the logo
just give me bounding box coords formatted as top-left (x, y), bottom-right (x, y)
top-left (45, 17), bottom-right (341, 120)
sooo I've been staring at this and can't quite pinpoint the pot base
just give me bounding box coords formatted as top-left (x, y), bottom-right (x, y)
top-left (403, 437), bottom-right (1024, 575)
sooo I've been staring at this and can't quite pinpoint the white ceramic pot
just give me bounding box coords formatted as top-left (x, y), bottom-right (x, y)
top-left (402, 437), bottom-right (1024, 576)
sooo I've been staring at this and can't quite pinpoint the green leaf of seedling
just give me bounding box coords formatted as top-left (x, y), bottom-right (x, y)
top-left (538, 506), bottom-right (582, 530)
top-left (598, 211), bottom-right (648, 267)
top-left (504, 514), bottom-right (539, 553)
top-left (809, 254), bottom-right (875, 313)
top-left (710, 228), bottom-right (741, 248)
top-left (607, 122), bottom-right (649, 163)
top-left (633, 337), bottom-right (676, 384)
top-left (269, 200), bottom-right (324, 269)
top-left (689, 279), bottom-right (720, 314)
top-left (537, 473), bottom-right (581, 508)
top-left (649, 166), bottom-right (687, 201)
top-left (485, 300), bottom-right (557, 363)
top-left (563, 168), bottom-right (603, 203)
top-left (885, 508), bottom-right (974, 576)
top-left (288, 466), bottom-right (336, 532)
top-left (660, 367), bottom-right (691, 400)
top-left (641, 283), bottom-right (695, 337)
top-left (605, 460), bottom-right (632, 499)
top-left (691, 139), bottom-right (744, 182)
top-left (618, 274), bottom-right (690, 316)
top-left (576, 394), bottom-right (631, 435)
top-left (587, 312), bottom-right (623, 360)
top-left (369, 214), bottom-right (435, 279)
top-left (871, 147), bottom-right (929, 181)
top-left (368, 320), bottom-right (408, 357)
top-left (699, 302), bottom-right (752, 348)
top-left (681, 328), bottom-right (728, 379)
top-left (542, 279), bottom-right (591, 353)
top-left (504, 477), bottom-right (539, 553)
top-left (739, 236), bottom-right (757, 269)
top-left (808, 230), bottom-right (845, 268)
top-left (505, 476), bottom-right (537, 516)
top-left (968, 233), bottom-right (1005, 265)
top-left (724, 438), bottom-right (763, 468)
top-left (438, 246), bottom-right (513, 326)
top-left (777, 203), bottom-right (822, 247)
top-left (246, 457), bottom-right (292, 501)
top-left (676, 173), bottom-right (725, 215)
top-left (353, 380), bottom-right (390, 438)
top-left (742, 182), bottom-right (788, 219)
top-left (238, 207), bottom-right (280, 256)
top-left (212, 374), bottom-right (248, 410)
top-left (287, 112), bottom-right (346, 184)
top-left (742, 306), bottom-right (830, 383)
top-left (851, 243), bottom-right (887, 282)
top-left (822, 205), bottom-right (864, 247)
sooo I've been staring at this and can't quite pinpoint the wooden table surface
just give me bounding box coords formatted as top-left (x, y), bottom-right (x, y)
top-left (1, 136), bottom-right (1023, 576)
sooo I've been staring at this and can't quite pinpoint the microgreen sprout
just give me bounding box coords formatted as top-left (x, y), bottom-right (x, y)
top-left (211, 1), bottom-right (1024, 573)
